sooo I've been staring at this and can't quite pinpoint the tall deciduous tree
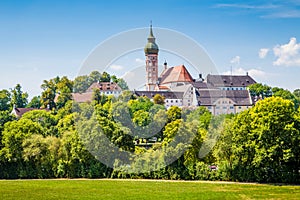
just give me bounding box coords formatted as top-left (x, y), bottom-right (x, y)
top-left (26, 96), bottom-right (41, 108)
top-left (0, 89), bottom-right (11, 111)
top-left (41, 76), bottom-right (73, 109)
top-left (216, 97), bottom-right (300, 183)
top-left (10, 84), bottom-right (28, 108)
top-left (248, 83), bottom-right (272, 100)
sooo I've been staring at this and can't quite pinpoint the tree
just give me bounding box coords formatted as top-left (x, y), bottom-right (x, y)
top-left (73, 75), bottom-right (89, 93)
top-left (115, 78), bottom-right (129, 90)
top-left (99, 71), bottom-right (111, 82)
top-left (248, 83), bottom-right (272, 100)
top-left (216, 97), bottom-right (300, 183)
top-left (132, 110), bottom-right (150, 127)
top-left (22, 134), bottom-right (58, 178)
top-left (272, 87), bottom-right (299, 108)
top-left (118, 91), bottom-right (136, 102)
top-left (153, 94), bottom-right (165, 105)
top-left (41, 76), bottom-right (73, 109)
top-left (26, 96), bottom-right (41, 108)
top-left (166, 106), bottom-right (182, 122)
top-left (1, 118), bottom-right (43, 178)
top-left (21, 110), bottom-right (58, 136)
top-left (0, 89), bottom-right (11, 111)
top-left (41, 77), bottom-right (59, 109)
top-left (293, 89), bottom-right (300, 98)
top-left (0, 111), bottom-right (15, 148)
top-left (10, 84), bottom-right (28, 108)
top-left (128, 96), bottom-right (154, 115)
top-left (88, 71), bottom-right (102, 83)
top-left (92, 88), bottom-right (108, 105)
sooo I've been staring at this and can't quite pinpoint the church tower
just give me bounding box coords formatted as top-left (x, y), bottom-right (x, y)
top-left (144, 23), bottom-right (159, 91)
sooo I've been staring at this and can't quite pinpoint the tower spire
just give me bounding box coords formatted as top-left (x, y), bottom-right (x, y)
top-left (149, 21), bottom-right (154, 39)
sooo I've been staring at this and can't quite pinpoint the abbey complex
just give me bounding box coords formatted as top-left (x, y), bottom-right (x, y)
top-left (134, 25), bottom-right (257, 115)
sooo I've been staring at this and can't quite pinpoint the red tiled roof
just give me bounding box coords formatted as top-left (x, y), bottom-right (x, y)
top-left (158, 85), bottom-right (169, 89)
top-left (159, 65), bottom-right (194, 84)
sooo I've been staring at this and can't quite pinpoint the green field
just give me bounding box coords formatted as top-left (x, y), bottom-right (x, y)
top-left (0, 179), bottom-right (299, 200)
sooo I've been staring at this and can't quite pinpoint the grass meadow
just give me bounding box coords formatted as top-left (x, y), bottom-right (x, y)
top-left (0, 179), bottom-right (299, 200)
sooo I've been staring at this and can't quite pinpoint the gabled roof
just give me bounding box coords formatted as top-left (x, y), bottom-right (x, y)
top-left (12, 108), bottom-right (49, 118)
top-left (206, 74), bottom-right (256, 88)
top-left (86, 82), bottom-right (122, 92)
top-left (198, 90), bottom-right (252, 106)
top-left (159, 65), bottom-right (194, 85)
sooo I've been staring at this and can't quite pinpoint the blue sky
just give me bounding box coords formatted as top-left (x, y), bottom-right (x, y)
top-left (1, 0), bottom-right (300, 98)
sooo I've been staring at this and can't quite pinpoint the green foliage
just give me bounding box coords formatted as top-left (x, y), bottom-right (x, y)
top-left (99, 71), bottom-right (111, 82)
top-left (26, 96), bottom-right (41, 108)
top-left (116, 78), bottom-right (129, 90)
top-left (249, 83), bottom-right (300, 108)
top-left (1, 119), bottom-right (43, 167)
top-left (41, 76), bottom-right (73, 109)
top-left (22, 110), bottom-right (58, 137)
top-left (248, 83), bottom-right (272, 99)
top-left (0, 111), bottom-right (15, 148)
top-left (132, 110), bottom-right (150, 127)
top-left (214, 97), bottom-right (300, 183)
top-left (0, 89), bottom-right (11, 111)
top-left (10, 84), bottom-right (28, 108)
top-left (272, 87), bottom-right (299, 108)
top-left (166, 106), bottom-right (181, 122)
top-left (73, 75), bottom-right (90, 93)
top-left (92, 88), bottom-right (108, 105)
top-left (128, 96), bottom-right (154, 114)
top-left (153, 94), bottom-right (165, 105)
top-left (293, 89), bottom-right (300, 98)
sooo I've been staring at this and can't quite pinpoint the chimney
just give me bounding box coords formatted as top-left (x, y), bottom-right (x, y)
top-left (164, 60), bottom-right (167, 70)
top-left (198, 73), bottom-right (203, 82)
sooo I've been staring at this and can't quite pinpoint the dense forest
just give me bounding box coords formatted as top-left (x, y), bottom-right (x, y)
top-left (0, 71), bottom-right (299, 183)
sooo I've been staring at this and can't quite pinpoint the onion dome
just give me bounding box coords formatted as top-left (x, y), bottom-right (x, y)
top-left (144, 24), bottom-right (159, 55)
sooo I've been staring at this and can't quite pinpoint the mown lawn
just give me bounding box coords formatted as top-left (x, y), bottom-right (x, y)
top-left (0, 179), bottom-right (299, 200)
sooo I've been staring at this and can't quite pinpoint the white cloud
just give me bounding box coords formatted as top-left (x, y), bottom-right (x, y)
top-left (109, 64), bottom-right (124, 71)
top-left (223, 67), bottom-right (266, 78)
top-left (273, 37), bottom-right (300, 67)
top-left (259, 48), bottom-right (269, 58)
top-left (135, 58), bottom-right (144, 64)
top-left (248, 68), bottom-right (267, 77)
top-left (230, 56), bottom-right (240, 65)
